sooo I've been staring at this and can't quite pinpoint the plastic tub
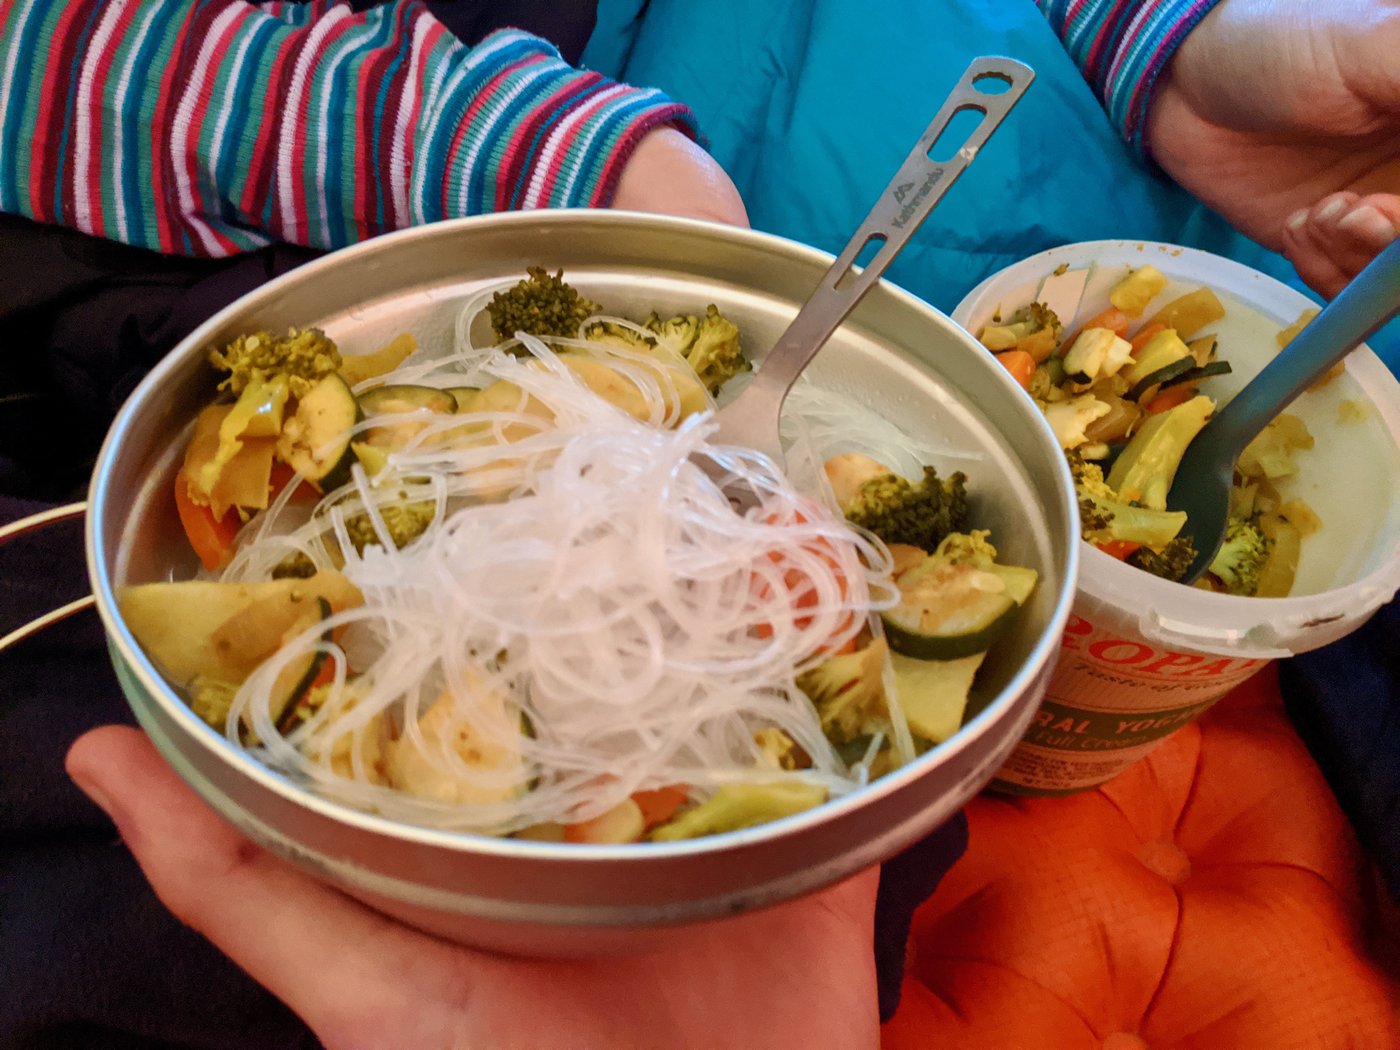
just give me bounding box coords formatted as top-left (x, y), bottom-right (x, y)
top-left (953, 240), bottom-right (1400, 795)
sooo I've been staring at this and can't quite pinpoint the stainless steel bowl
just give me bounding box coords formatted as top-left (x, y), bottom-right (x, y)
top-left (87, 211), bottom-right (1078, 954)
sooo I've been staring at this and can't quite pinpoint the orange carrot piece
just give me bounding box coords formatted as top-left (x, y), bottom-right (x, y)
top-left (995, 349), bottom-right (1036, 390)
top-left (1145, 384), bottom-right (1197, 415)
top-left (632, 786), bottom-right (690, 829)
top-left (1096, 540), bottom-right (1142, 561)
top-left (1129, 322), bottom-right (1167, 355)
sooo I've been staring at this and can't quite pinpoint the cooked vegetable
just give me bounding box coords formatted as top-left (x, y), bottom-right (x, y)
top-left (1237, 413), bottom-right (1314, 479)
top-left (1256, 513), bottom-right (1302, 597)
top-left (357, 384), bottom-right (458, 449)
top-left (276, 372), bottom-right (361, 489)
top-left (566, 799), bottom-right (646, 844)
top-left (487, 266), bottom-right (600, 341)
top-left (890, 650), bottom-right (986, 745)
top-left (824, 453), bottom-right (968, 552)
top-left (1125, 536), bottom-right (1198, 583)
top-left (118, 571), bottom-right (362, 688)
top-left (182, 404), bottom-right (278, 517)
top-left (647, 304), bottom-right (749, 395)
top-left (649, 781), bottom-right (827, 841)
top-left (383, 682), bottom-right (526, 807)
top-left (796, 638), bottom-right (891, 743)
top-left (1042, 394), bottom-right (1112, 451)
top-left (880, 532), bottom-right (1037, 660)
top-left (1122, 329), bottom-right (1193, 389)
top-left (996, 349), bottom-right (1037, 389)
top-left (979, 301), bottom-right (1062, 361)
top-left (173, 471), bottom-right (242, 572)
top-left (1207, 517), bottom-right (1271, 596)
top-left (338, 333), bottom-right (418, 387)
top-left (1062, 327), bottom-right (1134, 383)
top-left (1107, 395), bottom-right (1214, 510)
top-left (1141, 288), bottom-right (1225, 339)
top-left (1108, 265), bottom-right (1168, 317)
top-left (1070, 451), bottom-right (1189, 549)
top-left (210, 327), bottom-right (342, 398)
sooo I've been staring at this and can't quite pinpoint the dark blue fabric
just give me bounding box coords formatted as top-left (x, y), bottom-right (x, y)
top-left (1279, 600), bottom-right (1400, 903)
top-left (0, 499), bottom-right (319, 1050)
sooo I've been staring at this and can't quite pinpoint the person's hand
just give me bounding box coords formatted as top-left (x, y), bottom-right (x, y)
top-left (611, 126), bottom-right (750, 228)
top-left (1147, 0), bottom-right (1400, 297)
top-left (66, 726), bottom-right (879, 1050)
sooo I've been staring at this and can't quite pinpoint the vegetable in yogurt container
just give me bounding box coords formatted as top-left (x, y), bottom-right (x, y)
top-left (978, 263), bottom-right (1319, 597)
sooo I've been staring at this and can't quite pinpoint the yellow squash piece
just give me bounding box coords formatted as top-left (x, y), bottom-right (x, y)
top-left (118, 571), bottom-right (362, 686)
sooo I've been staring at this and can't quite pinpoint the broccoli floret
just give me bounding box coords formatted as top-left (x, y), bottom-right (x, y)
top-left (487, 267), bottom-right (600, 342)
top-left (649, 781), bottom-right (827, 842)
top-left (188, 675), bottom-right (239, 729)
top-left (754, 727), bottom-right (811, 771)
top-left (272, 500), bottom-right (435, 577)
top-left (648, 304), bottom-right (749, 395)
top-left (342, 500), bottom-right (436, 553)
top-left (1126, 536), bottom-right (1198, 583)
top-left (1207, 516), bottom-right (1271, 596)
top-left (271, 551), bottom-right (319, 579)
top-left (209, 328), bottom-right (341, 399)
top-left (795, 638), bottom-right (890, 743)
top-left (581, 318), bottom-right (654, 351)
top-left (931, 529), bottom-right (999, 567)
top-left (1068, 451), bottom-right (1189, 550)
top-left (824, 453), bottom-right (968, 552)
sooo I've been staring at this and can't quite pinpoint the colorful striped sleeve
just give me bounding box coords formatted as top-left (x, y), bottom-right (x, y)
top-left (0, 0), bottom-right (696, 257)
top-left (1035, 0), bottom-right (1223, 159)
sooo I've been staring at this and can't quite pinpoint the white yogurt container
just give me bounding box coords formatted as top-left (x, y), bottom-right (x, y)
top-left (953, 240), bottom-right (1400, 795)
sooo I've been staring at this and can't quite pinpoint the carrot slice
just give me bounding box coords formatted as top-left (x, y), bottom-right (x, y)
top-left (632, 786), bottom-right (690, 829)
top-left (1096, 540), bottom-right (1142, 561)
top-left (1145, 384), bottom-right (1197, 415)
top-left (173, 473), bottom-right (241, 571)
top-left (1129, 322), bottom-right (1167, 355)
top-left (995, 349), bottom-right (1036, 390)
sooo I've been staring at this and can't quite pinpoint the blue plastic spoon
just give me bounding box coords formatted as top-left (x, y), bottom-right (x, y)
top-left (1169, 237), bottom-right (1400, 584)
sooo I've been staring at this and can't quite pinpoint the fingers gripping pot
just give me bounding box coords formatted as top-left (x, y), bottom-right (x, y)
top-left (955, 240), bottom-right (1400, 796)
top-left (87, 212), bottom-right (1078, 953)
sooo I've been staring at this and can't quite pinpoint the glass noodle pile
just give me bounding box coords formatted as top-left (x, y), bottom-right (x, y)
top-left (120, 273), bottom-right (1018, 843)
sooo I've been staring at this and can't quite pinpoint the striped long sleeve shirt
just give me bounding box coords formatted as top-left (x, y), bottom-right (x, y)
top-left (1034, 0), bottom-right (1222, 157)
top-left (0, 0), bottom-right (1218, 259)
top-left (0, 1), bottom-right (693, 256)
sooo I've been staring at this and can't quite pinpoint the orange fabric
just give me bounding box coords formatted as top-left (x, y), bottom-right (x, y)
top-left (884, 666), bottom-right (1399, 1049)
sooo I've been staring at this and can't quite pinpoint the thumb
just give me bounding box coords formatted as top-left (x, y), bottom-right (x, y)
top-left (65, 726), bottom-right (476, 1048)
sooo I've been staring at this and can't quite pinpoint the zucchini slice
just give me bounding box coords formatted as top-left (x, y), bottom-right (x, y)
top-left (357, 384), bottom-right (457, 450)
top-left (445, 386), bottom-right (481, 412)
top-left (1159, 359), bottom-right (1232, 391)
top-left (277, 373), bottom-right (361, 490)
top-left (357, 384), bottom-right (458, 416)
top-left (881, 560), bottom-right (1038, 660)
top-left (1127, 355), bottom-right (1198, 402)
top-left (1122, 329), bottom-right (1192, 389)
top-left (272, 597), bottom-right (333, 732)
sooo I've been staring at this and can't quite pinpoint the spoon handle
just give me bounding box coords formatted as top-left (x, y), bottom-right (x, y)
top-left (714, 57), bottom-right (1033, 454)
top-left (1206, 236), bottom-right (1400, 455)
